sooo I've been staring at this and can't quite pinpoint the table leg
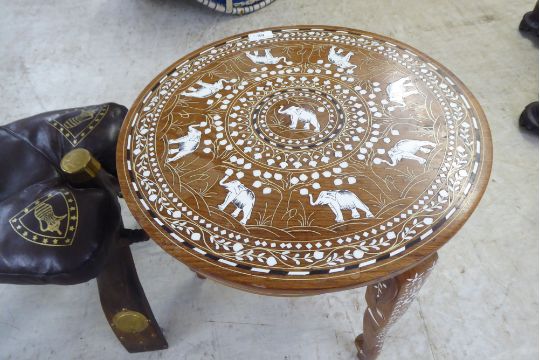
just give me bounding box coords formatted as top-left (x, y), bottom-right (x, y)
top-left (97, 245), bottom-right (168, 352)
top-left (355, 253), bottom-right (438, 360)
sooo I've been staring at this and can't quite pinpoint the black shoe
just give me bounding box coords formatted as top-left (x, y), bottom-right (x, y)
top-left (519, 101), bottom-right (539, 134)
top-left (519, 2), bottom-right (539, 36)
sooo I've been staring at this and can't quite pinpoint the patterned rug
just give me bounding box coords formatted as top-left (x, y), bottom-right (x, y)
top-left (195, 0), bottom-right (276, 14)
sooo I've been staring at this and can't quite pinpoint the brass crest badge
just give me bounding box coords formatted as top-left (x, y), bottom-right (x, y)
top-left (48, 104), bottom-right (109, 146)
top-left (9, 190), bottom-right (78, 246)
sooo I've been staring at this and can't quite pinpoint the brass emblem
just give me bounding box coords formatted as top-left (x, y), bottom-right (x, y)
top-left (63, 110), bottom-right (95, 129)
top-left (48, 105), bottom-right (109, 145)
top-left (9, 190), bottom-right (78, 246)
top-left (34, 203), bottom-right (66, 234)
top-left (112, 310), bottom-right (149, 333)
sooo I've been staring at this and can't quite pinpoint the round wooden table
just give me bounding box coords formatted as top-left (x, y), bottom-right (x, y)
top-left (117, 26), bottom-right (492, 359)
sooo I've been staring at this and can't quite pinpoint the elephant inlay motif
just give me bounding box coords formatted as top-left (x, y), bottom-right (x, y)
top-left (245, 49), bottom-right (287, 65)
top-left (122, 27), bottom-right (487, 275)
top-left (277, 105), bottom-right (321, 131)
top-left (328, 46), bottom-right (356, 70)
top-left (166, 124), bottom-right (202, 163)
top-left (218, 174), bottom-right (256, 225)
top-left (309, 190), bottom-right (373, 223)
top-left (386, 77), bottom-right (419, 107)
top-left (181, 79), bottom-right (230, 98)
top-left (375, 139), bottom-right (436, 166)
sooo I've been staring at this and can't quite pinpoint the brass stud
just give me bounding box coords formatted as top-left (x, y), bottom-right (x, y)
top-left (112, 310), bottom-right (150, 334)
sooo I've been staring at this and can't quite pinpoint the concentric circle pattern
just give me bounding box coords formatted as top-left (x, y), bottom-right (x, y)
top-left (119, 27), bottom-right (491, 286)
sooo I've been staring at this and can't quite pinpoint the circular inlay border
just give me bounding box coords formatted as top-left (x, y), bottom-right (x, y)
top-left (118, 26), bottom-right (491, 289)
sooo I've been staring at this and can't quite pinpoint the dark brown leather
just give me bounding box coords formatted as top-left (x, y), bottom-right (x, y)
top-left (3, 103), bottom-right (126, 176)
top-left (0, 104), bottom-right (126, 284)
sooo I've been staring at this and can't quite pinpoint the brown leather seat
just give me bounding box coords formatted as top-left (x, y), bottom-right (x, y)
top-left (0, 103), bottom-right (124, 284)
top-left (0, 181), bottom-right (121, 284)
top-left (0, 104), bottom-right (167, 352)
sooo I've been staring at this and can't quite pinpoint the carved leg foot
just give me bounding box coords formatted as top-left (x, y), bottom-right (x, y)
top-left (97, 246), bottom-right (168, 353)
top-left (355, 334), bottom-right (366, 360)
top-left (356, 253), bottom-right (438, 360)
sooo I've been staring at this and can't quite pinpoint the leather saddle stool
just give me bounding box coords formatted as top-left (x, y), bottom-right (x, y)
top-left (0, 103), bottom-right (167, 352)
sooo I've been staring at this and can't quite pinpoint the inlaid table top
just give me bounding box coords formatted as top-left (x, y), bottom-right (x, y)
top-left (117, 26), bottom-right (492, 295)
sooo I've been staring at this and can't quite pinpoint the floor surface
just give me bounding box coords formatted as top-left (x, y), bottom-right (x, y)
top-left (0, 1), bottom-right (538, 359)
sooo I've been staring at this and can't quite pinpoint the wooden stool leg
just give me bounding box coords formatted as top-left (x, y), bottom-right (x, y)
top-left (97, 246), bottom-right (168, 353)
top-left (356, 253), bottom-right (438, 360)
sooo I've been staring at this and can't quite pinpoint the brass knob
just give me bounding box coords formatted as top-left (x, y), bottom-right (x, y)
top-left (60, 148), bottom-right (101, 183)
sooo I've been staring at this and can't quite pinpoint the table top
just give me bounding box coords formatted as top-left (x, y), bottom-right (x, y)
top-left (117, 26), bottom-right (492, 295)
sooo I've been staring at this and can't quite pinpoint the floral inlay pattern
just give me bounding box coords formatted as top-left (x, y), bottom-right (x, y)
top-left (121, 27), bottom-right (486, 276)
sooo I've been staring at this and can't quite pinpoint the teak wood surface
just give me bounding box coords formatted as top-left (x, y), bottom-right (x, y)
top-left (116, 25), bottom-right (492, 296)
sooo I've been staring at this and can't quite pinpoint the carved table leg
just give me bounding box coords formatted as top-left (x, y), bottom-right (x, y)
top-left (356, 253), bottom-right (438, 360)
top-left (97, 245), bottom-right (168, 352)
